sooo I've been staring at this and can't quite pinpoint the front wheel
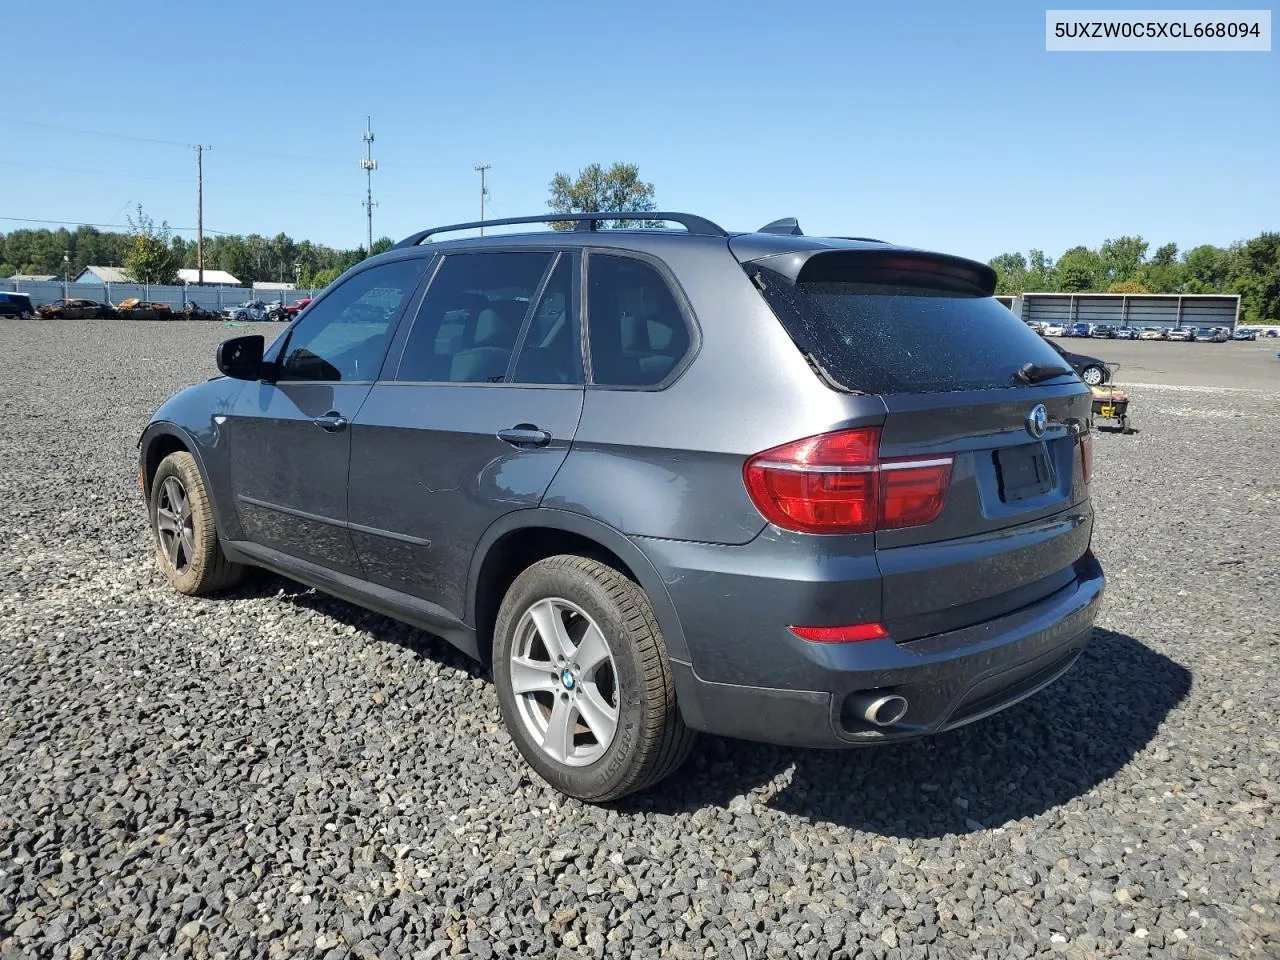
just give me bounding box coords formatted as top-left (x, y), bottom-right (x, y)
top-left (150, 451), bottom-right (245, 595)
top-left (1080, 365), bottom-right (1105, 386)
top-left (493, 555), bottom-right (695, 802)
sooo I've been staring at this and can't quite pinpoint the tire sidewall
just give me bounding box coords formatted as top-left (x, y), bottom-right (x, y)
top-left (493, 561), bottom-right (650, 800)
top-left (149, 453), bottom-right (211, 594)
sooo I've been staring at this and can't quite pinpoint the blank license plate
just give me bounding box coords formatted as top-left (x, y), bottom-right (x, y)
top-left (996, 444), bottom-right (1052, 502)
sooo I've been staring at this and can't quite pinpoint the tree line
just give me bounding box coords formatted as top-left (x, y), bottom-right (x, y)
top-left (0, 215), bottom-right (393, 290)
top-left (989, 232), bottom-right (1280, 324)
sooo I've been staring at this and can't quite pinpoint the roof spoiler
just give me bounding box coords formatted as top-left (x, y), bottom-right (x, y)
top-left (751, 248), bottom-right (998, 296)
top-left (393, 211), bottom-right (727, 248)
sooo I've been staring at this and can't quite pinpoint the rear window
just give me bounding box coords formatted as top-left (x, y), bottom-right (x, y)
top-left (750, 258), bottom-right (1072, 395)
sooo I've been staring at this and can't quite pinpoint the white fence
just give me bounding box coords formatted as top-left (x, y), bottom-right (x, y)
top-left (1, 279), bottom-right (317, 311)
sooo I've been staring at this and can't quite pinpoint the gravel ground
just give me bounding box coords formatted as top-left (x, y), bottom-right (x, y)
top-left (2, 320), bottom-right (1278, 960)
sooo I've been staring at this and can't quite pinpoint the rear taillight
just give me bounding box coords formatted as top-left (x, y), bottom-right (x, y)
top-left (743, 427), bottom-right (953, 535)
top-left (1079, 431), bottom-right (1093, 484)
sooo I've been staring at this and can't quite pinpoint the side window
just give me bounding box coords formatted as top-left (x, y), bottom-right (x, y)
top-left (396, 252), bottom-right (553, 383)
top-left (510, 256), bottom-right (582, 385)
top-left (278, 259), bottom-right (425, 382)
top-left (586, 254), bottom-right (690, 387)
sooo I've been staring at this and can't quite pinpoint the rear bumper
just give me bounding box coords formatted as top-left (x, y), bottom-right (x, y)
top-left (665, 551), bottom-right (1105, 748)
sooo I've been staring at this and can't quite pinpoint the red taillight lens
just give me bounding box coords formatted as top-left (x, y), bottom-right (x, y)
top-left (878, 459), bottom-right (953, 530)
top-left (744, 428), bottom-right (953, 535)
top-left (1079, 431), bottom-right (1093, 484)
top-left (788, 622), bottom-right (889, 643)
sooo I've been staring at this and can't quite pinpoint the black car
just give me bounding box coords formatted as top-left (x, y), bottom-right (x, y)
top-left (0, 291), bottom-right (36, 318)
top-left (1089, 324), bottom-right (1115, 339)
top-left (139, 211), bottom-right (1104, 801)
top-left (1043, 337), bottom-right (1110, 385)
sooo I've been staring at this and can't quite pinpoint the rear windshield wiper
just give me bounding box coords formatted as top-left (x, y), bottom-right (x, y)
top-left (1012, 362), bottom-right (1075, 385)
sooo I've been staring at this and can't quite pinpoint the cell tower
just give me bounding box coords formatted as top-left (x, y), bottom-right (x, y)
top-left (360, 116), bottom-right (378, 254)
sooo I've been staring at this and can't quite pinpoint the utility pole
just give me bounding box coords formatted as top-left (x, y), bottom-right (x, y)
top-left (360, 117), bottom-right (377, 254)
top-left (194, 145), bottom-right (211, 285)
top-left (474, 164), bottom-right (491, 235)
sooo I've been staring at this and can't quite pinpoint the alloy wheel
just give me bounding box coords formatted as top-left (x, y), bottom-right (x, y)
top-left (509, 597), bottom-right (619, 767)
top-left (155, 476), bottom-right (195, 574)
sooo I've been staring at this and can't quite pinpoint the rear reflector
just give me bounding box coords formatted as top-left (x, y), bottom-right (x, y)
top-left (744, 427), bottom-right (952, 534)
top-left (788, 622), bottom-right (889, 643)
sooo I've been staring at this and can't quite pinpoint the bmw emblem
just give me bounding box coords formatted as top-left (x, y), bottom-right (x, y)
top-left (1025, 403), bottom-right (1048, 439)
top-left (560, 669), bottom-right (576, 690)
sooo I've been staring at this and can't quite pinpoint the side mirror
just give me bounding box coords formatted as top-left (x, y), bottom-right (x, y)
top-left (216, 335), bottom-right (265, 380)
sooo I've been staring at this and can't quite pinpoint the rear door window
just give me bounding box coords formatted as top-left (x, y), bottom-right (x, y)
top-left (749, 253), bottom-right (1072, 395)
top-left (586, 254), bottom-right (691, 388)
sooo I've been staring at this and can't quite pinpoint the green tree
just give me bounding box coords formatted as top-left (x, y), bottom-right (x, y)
top-left (1182, 244), bottom-right (1229, 293)
top-left (1228, 232), bottom-right (1280, 324)
top-left (305, 266), bottom-right (343, 289)
top-left (547, 162), bottom-right (657, 229)
top-left (370, 236), bottom-right (394, 256)
top-left (989, 252), bottom-right (1028, 295)
top-left (1026, 249), bottom-right (1056, 291)
top-left (1140, 243), bottom-right (1183, 293)
top-left (122, 206), bottom-right (181, 284)
top-left (1056, 246), bottom-right (1104, 291)
top-left (1099, 235), bottom-right (1148, 285)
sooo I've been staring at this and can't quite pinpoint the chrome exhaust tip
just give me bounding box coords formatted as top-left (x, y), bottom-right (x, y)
top-left (849, 692), bottom-right (909, 727)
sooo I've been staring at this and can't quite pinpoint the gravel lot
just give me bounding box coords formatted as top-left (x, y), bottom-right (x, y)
top-left (2, 320), bottom-right (1278, 960)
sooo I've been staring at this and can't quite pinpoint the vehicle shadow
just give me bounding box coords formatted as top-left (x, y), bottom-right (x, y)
top-left (621, 629), bottom-right (1190, 836)
top-left (218, 571), bottom-right (488, 681)
top-left (215, 575), bottom-right (1189, 836)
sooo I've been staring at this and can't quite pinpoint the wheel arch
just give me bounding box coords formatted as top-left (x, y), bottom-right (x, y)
top-left (139, 422), bottom-right (234, 538)
top-left (466, 510), bottom-right (690, 668)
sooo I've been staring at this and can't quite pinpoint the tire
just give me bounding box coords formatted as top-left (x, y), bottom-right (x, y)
top-left (493, 555), bottom-right (696, 802)
top-left (149, 451), bottom-right (244, 596)
top-left (1080, 365), bottom-right (1105, 386)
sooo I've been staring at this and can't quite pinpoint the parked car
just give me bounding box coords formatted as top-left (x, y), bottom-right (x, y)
top-left (117, 299), bottom-right (174, 320)
top-left (1090, 324), bottom-right (1115, 339)
top-left (36, 298), bottom-right (103, 320)
top-left (1042, 337), bottom-right (1110, 385)
top-left (0, 291), bottom-right (36, 318)
top-left (1065, 322), bottom-right (1090, 338)
top-left (180, 302), bottom-right (221, 321)
top-left (1233, 327), bottom-right (1258, 341)
top-left (1113, 327), bottom-right (1139, 340)
top-left (1166, 327), bottom-right (1193, 342)
top-left (139, 211), bottom-right (1105, 801)
top-left (1043, 323), bottom-right (1066, 337)
top-left (223, 300), bottom-right (269, 322)
top-left (1192, 326), bottom-right (1226, 343)
top-left (1138, 326), bottom-right (1167, 340)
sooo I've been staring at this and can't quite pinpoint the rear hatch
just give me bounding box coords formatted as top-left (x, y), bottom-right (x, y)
top-left (738, 244), bottom-right (1095, 641)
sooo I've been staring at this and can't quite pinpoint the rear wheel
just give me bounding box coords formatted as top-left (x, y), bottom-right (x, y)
top-left (150, 451), bottom-right (244, 595)
top-left (493, 555), bottom-right (695, 802)
top-left (1080, 365), bottom-right (1105, 386)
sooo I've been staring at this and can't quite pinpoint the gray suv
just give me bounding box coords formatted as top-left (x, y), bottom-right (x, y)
top-left (139, 212), bottom-right (1105, 801)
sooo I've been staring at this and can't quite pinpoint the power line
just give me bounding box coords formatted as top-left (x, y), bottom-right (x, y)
top-left (0, 215), bottom-right (236, 235)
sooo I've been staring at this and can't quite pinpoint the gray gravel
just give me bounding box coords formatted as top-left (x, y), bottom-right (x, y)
top-left (2, 319), bottom-right (1278, 959)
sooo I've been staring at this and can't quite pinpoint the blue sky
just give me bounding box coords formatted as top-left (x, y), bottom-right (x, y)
top-left (2, 0), bottom-right (1276, 262)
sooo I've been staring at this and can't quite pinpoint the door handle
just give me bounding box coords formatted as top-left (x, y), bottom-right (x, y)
top-left (497, 424), bottom-right (552, 447)
top-left (313, 412), bottom-right (350, 433)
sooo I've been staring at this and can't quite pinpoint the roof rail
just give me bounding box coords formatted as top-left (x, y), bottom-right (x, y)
top-left (833, 236), bottom-right (888, 243)
top-left (392, 211), bottom-right (727, 248)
